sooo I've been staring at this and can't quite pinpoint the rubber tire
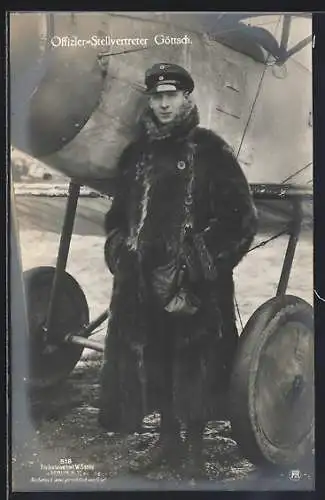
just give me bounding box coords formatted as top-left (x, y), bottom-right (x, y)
top-left (229, 295), bottom-right (314, 469)
top-left (24, 266), bottom-right (89, 389)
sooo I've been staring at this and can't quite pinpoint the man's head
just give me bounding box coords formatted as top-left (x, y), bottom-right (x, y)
top-left (144, 63), bottom-right (194, 124)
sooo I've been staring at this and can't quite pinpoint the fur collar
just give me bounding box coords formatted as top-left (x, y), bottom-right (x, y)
top-left (139, 99), bottom-right (200, 142)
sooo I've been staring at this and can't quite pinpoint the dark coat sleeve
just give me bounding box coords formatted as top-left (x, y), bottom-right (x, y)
top-left (104, 144), bottom-right (133, 235)
top-left (193, 134), bottom-right (258, 280)
top-left (104, 144), bottom-right (133, 273)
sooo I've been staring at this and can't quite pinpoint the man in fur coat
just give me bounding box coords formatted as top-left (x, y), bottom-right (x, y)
top-left (98, 63), bottom-right (258, 476)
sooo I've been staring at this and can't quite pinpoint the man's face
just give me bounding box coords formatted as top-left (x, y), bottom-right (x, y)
top-left (149, 90), bottom-right (187, 124)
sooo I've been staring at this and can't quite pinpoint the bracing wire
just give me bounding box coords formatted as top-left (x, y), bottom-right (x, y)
top-left (233, 16), bottom-right (282, 330)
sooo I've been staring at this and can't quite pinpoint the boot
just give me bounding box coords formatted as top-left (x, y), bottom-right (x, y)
top-left (128, 432), bottom-right (185, 473)
top-left (129, 415), bottom-right (184, 473)
top-left (183, 422), bottom-right (207, 480)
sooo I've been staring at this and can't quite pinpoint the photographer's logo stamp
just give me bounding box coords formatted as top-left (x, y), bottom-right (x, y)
top-left (289, 469), bottom-right (302, 481)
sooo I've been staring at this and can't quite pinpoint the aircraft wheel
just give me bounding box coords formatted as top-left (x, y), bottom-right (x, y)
top-left (229, 295), bottom-right (314, 469)
top-left (23, 266), bottom-right (89, 389)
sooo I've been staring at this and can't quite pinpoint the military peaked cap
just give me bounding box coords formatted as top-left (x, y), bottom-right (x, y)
top-left (145, 63), bottom-right (195, 94)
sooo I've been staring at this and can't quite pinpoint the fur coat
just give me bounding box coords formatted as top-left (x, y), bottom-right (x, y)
top-left (98, 102), bottom-right (258, 432)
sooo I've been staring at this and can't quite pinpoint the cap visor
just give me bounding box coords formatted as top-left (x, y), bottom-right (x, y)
top-left (149, 83), bottom-right (178, 94)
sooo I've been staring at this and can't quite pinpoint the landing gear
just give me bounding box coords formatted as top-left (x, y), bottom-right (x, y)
top-left (229, 295), bottom-right (314, 468)
top-left (24, 266), bottom-right (89, 388)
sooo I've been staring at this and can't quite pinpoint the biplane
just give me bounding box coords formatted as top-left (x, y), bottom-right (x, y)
top-left (10, 12), bottom-right (314, 472)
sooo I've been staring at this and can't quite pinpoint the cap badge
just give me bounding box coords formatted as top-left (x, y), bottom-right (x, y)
top-left (158, 75), bottom-right (164, 80)
top-left (160, 64), bottom-right (165, 69)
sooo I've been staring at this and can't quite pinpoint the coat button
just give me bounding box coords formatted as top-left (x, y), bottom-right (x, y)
top-left (177, 160), bottom-right (186, 170)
